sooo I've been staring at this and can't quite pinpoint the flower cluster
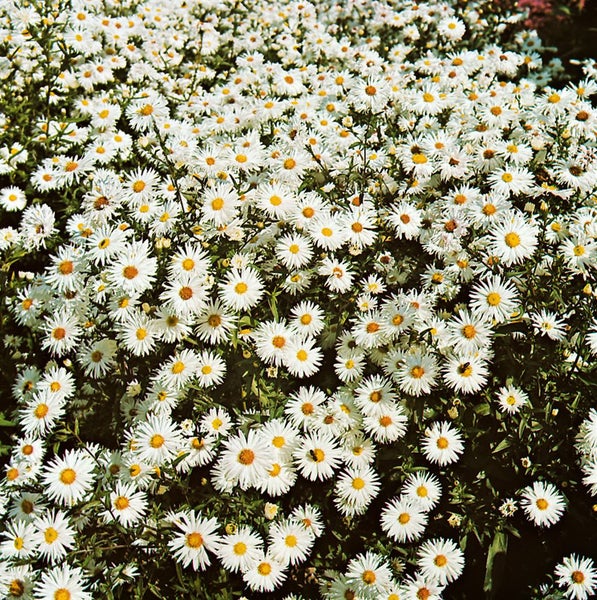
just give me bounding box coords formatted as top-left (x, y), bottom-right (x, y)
top-left (0, 0), bottom-right (596, 596)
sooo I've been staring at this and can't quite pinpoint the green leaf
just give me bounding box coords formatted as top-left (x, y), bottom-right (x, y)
top-left (492, 438), bottom-right (511, 454)
top-left (483, 531), bottom-right (508, 597)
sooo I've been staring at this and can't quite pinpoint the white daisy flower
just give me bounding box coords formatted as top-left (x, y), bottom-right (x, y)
top-left (41, 449), bottom-right (96, 507)
top-left (421, 422), bottom-right (465, 466)
top-left (555, 554), bottom-right (597, 600)
top-left (381, 496), bottom-right (428, 543)
top-left (521, 481), bottom-right (566, 527)
top-left (34, 564), bottom-right (92, 600)
top-left (417, 537), bottom-right (465, 585)
top-left (167, 510), bottom-right (220, 571)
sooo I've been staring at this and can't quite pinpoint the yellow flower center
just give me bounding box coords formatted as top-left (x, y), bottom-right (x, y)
top-left (462, 324), bottom-right (476, 339)
top-left (411, 366), bottom-right (425, 379)
top-left (434, 554), bottom-right (448, 567)
top-left (44, 527), bottom-right (59, 544)
top-left (211, 197), bottom-right (224, 210)
top-left (233, 541), bottom-right (247, 555)
top-left (536, 498), bottom-right (548, 510)
top-left (114, 496), bottom-right (130, 510)
top-left (150, 434), bottom-right (165, 448)
top-left (9, 579), bottom-right (25, 597)
top-left (171, 361), bottom-right (185, 374)
top-left (398, 512), bottom-right (411, 524)
top-left (285, 534), bottom-right (298, 547)
top-left (437, 436), bottom-right (449, 449)
top-left (296, 349), bottom-right (308, 361)
top-left (258, 562), bottom-right (272, 576)
top-left (311, 448), bottom-right (325, 462)
top-left (54, 589), bottom-right (71, 600)
top-left (505, 232), bottom-right (521, 248)
top-left (234, 282), bottom-right (248, 294)
top-left (272, 436), bottom-right (285, 448)
top-left (572, 571), bottom-right (585, 584)
top-left (362, 570), bottom-right (376, 584)
top-left (487, 292), bottom-right (501, 306)
top-left (238, 449), bottom-right (255, 465)
top-left (34, 403), bottom-right (49, 419)
top-left (60, 468), bottom-right (77, 484)
top-left (352, 477), bottom-right (365, 490)
top-left (186, 532), bottom-right (204, 548)
top-left (272, 335), bottom-right (286, 348)
top-left (123, 265), bottom-right (139, 279)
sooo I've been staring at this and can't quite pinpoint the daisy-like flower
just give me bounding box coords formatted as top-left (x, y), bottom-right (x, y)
top-left (158, 349), bottom-right (201, 390)
top-left (387, 201), bottom-right (422, 239)
top-left (318, 257), bottom-right (354, 293)
top-left (0, 519), bottom-right (36, 560)
top-left (402, 472), bottom-right (443, 512)
top-left (353, 375), bottom-right (397, 416)
top-left (242, 551), bottom-right (287, 593)
top-left (34, 564), bottom-right (92, 600)
top-left (394, 349), bottom-right (439, 397)
top-left (195, 300), bottom-right (235, 345)
top-left (554, 554), bottom-right (597, 600)
top-left (334, 466), bottom-right (381, 516)
top-left (469, 275), bottom-right (519, 323)
top-left (132, 414), bottom-right (183, 466)
top-left (161, 274), bottom-right (208, 317)
top-left (108, 240), bottom-right (157, 294)
top-left (216, 525), bottom-right (264, 573)
top-left (488, 214), bottom-right (539, 266)
top-left (219, 267), bottom-right (264, 312)
top-left (254, 321), bottom-right (295, 367)
top-left (118, 311), bottom-right (159, 357)
top-left (496, 384), bottom-right (529, 414)
top-left (41, 310), bottom-right (81, 357)
top-left (0, 565), bottom-right (34, 600)
top-left (202, 182), bottom-right (239, 226)
top-left (283, 337), bottom-right (323, 378)
top-left (0, 186), bottom-right (27, 211)
top-left (381, 496), bottom-right (428, 543)
top-left (521, 481), bottom-right (566, 527)
top-left (289, 301), bottom-right (325, 338)
top-left (345, 551), bottom-right (393, 596)
top-left (38, 367), bottom-right (76, 403)
top-left (32, 509), bottom-right (76, 563)
top-left (402, 573), bottom-right (445, 600)
top-left (417, 537), bottom-right (465, 585)
top-left (200, 407), bottom-right (234, 438)
top-left (218, 429), bottom-right (271, 490)
top-left (443, 354), bottom-right (489, 394)
top-left (363, 405), bottom-right (408, 444)
top-left (196, 350), bottom-right (226, 387)
top-left (293, 431), bottom-right (342, 481)
top-left (284, 386), bottom-right (326, 430)
top-left (275, 233), bottom-right (314, 270)
top-left (79, 338), bottom-right (118, 378)
top-left (530, 309), bottom-right (567, 341)
top-left (168, 510), bottom-right (220, 571)
top-left (421, 422), bottom-right (465, 467)
top-left (41, 449), bottom-right (96, 507)
top-left (19, 392), bottom-right (66, 437)
top-left (104, 482), bottom-right (148, 527)
top-left (446, 309), bottom-right (493, 354)
top-left (268, 519), bottom-right (314, 566)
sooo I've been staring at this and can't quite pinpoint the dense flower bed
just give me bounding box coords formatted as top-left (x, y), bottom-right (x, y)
top-left (0, 0), bottom-right (596, 598)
